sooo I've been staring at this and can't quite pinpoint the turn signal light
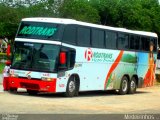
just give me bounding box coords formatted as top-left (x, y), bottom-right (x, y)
top-left (41, 77), bottom-right (56, 81)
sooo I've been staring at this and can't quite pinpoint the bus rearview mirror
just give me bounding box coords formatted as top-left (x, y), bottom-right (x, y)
top-left (60, 52), bottom-right (66, 65)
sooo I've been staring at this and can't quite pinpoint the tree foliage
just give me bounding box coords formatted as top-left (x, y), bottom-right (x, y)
top-left (59, 0), bottom-right (100, 23)
top-left (0, 4), bottom-right (19, 38)
top-left (0, 0), bottom-right (160, 44)
top-left (89, 0), bottom-right (160, 40)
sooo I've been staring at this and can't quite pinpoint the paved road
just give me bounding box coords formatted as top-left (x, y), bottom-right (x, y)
top-left (0, 84), bottom-right (160, 114)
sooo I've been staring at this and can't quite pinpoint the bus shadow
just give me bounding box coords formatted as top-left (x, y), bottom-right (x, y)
top-left (75, 90), bottom-right (150, 98)
top-left (9, 90), bottom-right (151, 98)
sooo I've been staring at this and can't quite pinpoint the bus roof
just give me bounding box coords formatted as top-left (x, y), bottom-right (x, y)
top-left (22, 17), bottom-right (158, 38)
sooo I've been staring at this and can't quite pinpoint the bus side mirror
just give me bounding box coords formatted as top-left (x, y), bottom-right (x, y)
top-left (6, 45), bottom-right (11, 57)
top-left (5, 60), bottom-right (11, 66)
top-left (59, 52), bottom-right (66, 65)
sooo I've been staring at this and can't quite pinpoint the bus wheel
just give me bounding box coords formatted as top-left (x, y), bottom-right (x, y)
top-left (9, 88), bottom-right (17, 93)
top-left (65, 76), bottom-right (78, 97)
top-left (27, 90), bottom-right (38, 95)
top-left (118, 76), bottom-right (129, 95)
top-left (128, 77), bottom-right (137, 94)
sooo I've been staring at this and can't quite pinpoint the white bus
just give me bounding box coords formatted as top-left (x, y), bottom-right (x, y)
top-left (5, 18), bottom-right (158, 97)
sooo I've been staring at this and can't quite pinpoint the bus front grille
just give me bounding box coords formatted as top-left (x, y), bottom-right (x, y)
top-left (20, 82), bottom-right (40, 90)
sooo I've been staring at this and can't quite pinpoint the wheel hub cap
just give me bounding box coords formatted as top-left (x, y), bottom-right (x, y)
top-left (122, 80), bottom-right (128, 92)
top-left (131, 81), bottom-right (136, 91)
top-left (69, 81), bottom-right (75, 92)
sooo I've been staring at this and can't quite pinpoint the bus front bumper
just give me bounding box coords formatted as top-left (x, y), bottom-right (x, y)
top-left (8, 77), bottom-right (57, 92)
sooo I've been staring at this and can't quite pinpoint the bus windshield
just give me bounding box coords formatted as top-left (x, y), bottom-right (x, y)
top-left (16, 21), bottom-right (63, 41)
top-left (11, 42), bottom-right (60, 72)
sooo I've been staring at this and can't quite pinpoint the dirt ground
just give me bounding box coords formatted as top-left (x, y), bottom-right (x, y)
top-left (0, 84), bottom-right (160, 114)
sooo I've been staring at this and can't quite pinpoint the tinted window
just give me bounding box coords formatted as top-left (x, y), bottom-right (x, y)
top-left (129, 35), bottom-right (140, 50)
top-left (92, 29), bottom-right (105, 48)
top-left (130, 35), bottom-right (135, 49)
top-left (150, 37), bottom-right (157, 52)
top-left (17, 21), bottom-right (62, 41)
top-left (141, 36), bottom-right (150, 51)
top-left (12, 42), bottom-right (60, 72)
top-left (63, 25), bottom-right (76, 44)
top-left (77, 27), bottom-right (90, 47)
top-left (118, 33), bottom-right (129, 49)
top-left (135, 36), bottom-right (140, 50)
top-left (68, 50), bottom-right (76, 68)
top-left (105, 31), bottom-right (117, 49)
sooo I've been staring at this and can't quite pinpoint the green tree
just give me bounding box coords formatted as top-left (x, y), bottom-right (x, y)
top-left (0, 0), bottom-right (160, 43)
top-left (90, 0), bottom-right (160, 44)
top-left (59, 0), bottom-right (100, 23)
top-left (0, 1), bottom-right (59, 38)
top-left (0, 4), bottom-right (19, 38)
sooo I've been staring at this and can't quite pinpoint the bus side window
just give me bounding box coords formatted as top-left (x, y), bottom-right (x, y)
top-left (129, 35), bottom-right (140, 50)
top-left (118, 33), bottom-right (129, 50)
top-left (91, 29), bottom-right (105, 48)
top-left (150, 37), bottom-right (157, 52)
top-left (63, 25), bottom-right (76, 45)
top-left (134, 36), bottom-right (140, 50)
top-left (77, 27), bottom-right (91, 47)
top-left (65, 50), bottom-right (76, 69)
top-left (105, 31), bottom-right (117, 49)
top-left (68, 50), bottom-right (76, 68)
top-left (141, 36), bottom-right (150, 51)
top-left (129, 35), bottom-right (135, 49)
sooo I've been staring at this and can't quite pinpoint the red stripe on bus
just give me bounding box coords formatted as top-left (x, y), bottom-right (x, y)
top-left (104, 50), bottom-right (124, 89)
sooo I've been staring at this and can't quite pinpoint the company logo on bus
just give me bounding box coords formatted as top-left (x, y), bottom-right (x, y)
top-left (85, 48), bottom-right (93, 61)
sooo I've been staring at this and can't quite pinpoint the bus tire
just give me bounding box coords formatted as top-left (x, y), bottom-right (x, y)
top-left (118, 76), bottom-right (129, 95)
top-left (27, 90), bottom-right (38, 95)
top-left (64, 76), bottom-right (78, 97)
top-left (128, 77), bottom-right (137, 94)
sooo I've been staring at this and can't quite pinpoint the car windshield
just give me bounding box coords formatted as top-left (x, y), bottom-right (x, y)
top-left (16, 21), bottom-right (63, 41)
top-left (11, 42), bottom-right (60, 72)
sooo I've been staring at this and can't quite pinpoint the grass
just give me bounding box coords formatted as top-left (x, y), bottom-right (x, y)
top-left (0, 62), bottom-right (5, 73)
top-left (0, 53), bottom-right (7, 74)
top-left (0, 53), bottom-right (6, 55)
